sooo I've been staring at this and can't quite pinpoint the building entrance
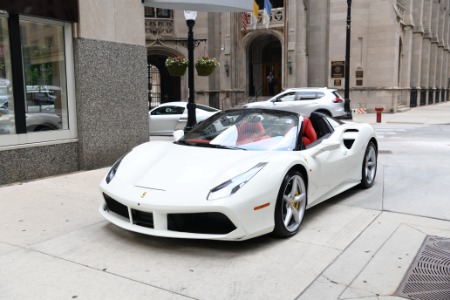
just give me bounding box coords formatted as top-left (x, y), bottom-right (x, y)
top-left (147, 55), bottom-right (181, 108)
top-left (248, 35), bottom-right (282, 98)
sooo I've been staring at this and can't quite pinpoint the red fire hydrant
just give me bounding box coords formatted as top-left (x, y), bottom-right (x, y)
top-left (375, 106), bottom-right (384, 123)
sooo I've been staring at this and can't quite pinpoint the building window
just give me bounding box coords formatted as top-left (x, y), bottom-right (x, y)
top-left (255, 0), bottom-right (283, 9)
top-left (149, 64), bottom-right (161, 107)
top-left (156, 9), bottom-right (171, 18)
top-left (144, 7), bottom-right (155, 18)
top-left (0, 15), bottom-right (14, 129)
top-left (145, 7), bottom-right (172, 19)
top-left (0, 13), bottom-right (76, 148)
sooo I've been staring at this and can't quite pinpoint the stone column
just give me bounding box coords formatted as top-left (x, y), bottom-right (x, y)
top-left (428, 0), bottom-right (439, 104)
top-left (420, 0), bottom-right (432, 105)
top-left (400, 1), bottom-right (414, 106)
top-left (444, 1), bottom-right (450, 99)
top-left (410, 0), bottom-right (424, 89)
top-left (308, 0), bottom-right (329, 87)
top-left (435, 2), bottom-right (445, 92)
top-left (287, 0), bottom-right (307, 87)
top-left (400, 1), bottom-right (413, 88)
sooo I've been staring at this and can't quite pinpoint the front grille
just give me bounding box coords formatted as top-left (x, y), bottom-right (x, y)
top-left (103, 193), bottom-right (129, 219)
top-left (168, 212), bottom-right (236, 234)
top-left (103, 195), bottom-right (235, 235)
top-left (132, 209), bottom-right (154, 228)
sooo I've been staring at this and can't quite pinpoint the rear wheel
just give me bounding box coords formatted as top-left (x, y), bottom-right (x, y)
top-left (360, 142), bottom-right (377, 188)
top-left (273, 170), bottom-right (307, 238)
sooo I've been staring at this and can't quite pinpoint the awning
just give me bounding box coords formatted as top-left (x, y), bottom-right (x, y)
top-left (142, 0), bottom-right (252, 12)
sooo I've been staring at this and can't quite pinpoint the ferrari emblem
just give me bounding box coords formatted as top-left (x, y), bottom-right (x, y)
top-left (140, 192), bottom-right (147, 198)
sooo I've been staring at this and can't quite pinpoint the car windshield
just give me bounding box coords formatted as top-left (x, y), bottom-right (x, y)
top-left (179, 109), bottom-right (300, 151)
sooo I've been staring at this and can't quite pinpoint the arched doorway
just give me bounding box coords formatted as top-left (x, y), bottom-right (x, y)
top-left (248, 35), bottom-right (282, 97)
top-left (147, 55), bottom-right (181, 108)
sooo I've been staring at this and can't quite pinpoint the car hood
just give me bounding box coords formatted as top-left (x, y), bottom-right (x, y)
top-left (122, 141), bottom-right (275, 192)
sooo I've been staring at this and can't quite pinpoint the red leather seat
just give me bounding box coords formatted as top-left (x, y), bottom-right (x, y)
top-left (302, 117), bottom-right (317, 146)
top-left (237, 121), bottom-right (265, 145)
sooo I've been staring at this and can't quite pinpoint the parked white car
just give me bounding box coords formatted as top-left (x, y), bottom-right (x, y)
top-left (149, 101), bottom-right (220, 135)
top-left (0, 112), bottom-right (62, 134)
top-left (243, 87), bottom-right (346, 118)
top-left (0, 78), bottom-right (11, 105)
top-left (100, 108), bottom-right (378, 241)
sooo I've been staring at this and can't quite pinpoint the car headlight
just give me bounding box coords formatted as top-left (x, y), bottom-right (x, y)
top-left (106, 155), bottom-right (125, 184)
top-left (207, 162), bottom-right (268, 200)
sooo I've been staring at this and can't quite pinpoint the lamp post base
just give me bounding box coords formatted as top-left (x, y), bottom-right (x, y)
top-left (184, 102), bottom-right (197, 133)
top-left (343, 98), bottom-right (353, 120)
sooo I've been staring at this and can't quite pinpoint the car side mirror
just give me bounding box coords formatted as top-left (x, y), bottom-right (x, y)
top-left (310, 140), bottom-right (340, 158)
top-left (173, 130), bottom-right (184, 141)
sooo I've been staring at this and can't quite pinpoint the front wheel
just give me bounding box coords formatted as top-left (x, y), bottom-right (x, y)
top-left (273, 170), bottom-right (307, 238)
top-left (359, 141), bottom-right (377, 188)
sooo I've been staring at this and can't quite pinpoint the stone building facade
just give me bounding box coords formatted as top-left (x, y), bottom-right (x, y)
top-left (146, 0), bottom-right (450, 113)
top-left (0, 0), bottom-right (448, 186)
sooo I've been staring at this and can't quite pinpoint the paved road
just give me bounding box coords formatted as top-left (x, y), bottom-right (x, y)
top-left (1, 103), bottom-right (450, 299)
top-left (332, 122), bottom-right (450, 221)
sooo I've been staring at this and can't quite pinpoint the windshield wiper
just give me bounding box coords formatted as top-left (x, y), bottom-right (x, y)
top-left (207, 144), bottom-right (246, 150)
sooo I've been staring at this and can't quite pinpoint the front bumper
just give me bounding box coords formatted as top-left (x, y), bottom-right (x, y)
top-left (99, 179), bottom-right (277, 241)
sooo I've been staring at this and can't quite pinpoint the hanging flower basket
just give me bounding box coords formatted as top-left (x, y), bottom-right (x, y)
top-left (195, 56), bottom-right (220, 76)
top-left (165, 56), bottom-right (188, 76)
top-left (167, 65), bottom-right (187, 76)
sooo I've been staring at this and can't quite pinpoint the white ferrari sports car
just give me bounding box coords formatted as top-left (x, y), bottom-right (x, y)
top-left (99, 109), bottom-right (377, 241)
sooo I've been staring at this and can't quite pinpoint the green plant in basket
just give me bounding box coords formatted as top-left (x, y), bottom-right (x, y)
top-left (165, 56), bottom-right (188, 67)
top-left (195, 56), bottom-right (220, 76)
top-left (165, 56), bottom-right (188, 76)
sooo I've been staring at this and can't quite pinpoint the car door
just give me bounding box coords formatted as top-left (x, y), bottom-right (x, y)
top-left (288, 91), bottom-right (322, 116)
top-left (270, 91), bottom-right (296, 111)
top-left (302, 117), bottom-right (348, 206)
top-left (149, 105), bottom-right (185, 135)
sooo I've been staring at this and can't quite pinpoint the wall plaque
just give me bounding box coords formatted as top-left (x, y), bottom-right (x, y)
top-left (331, 61), bottom-right (345, 78)
top-left (356, 70), bottom-right (364, 78)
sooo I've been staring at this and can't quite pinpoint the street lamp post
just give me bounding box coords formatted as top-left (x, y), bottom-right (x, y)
top-left (184, 10), bottom-right (197, 132)
top-left (344, 0), bottom-right (353, 119)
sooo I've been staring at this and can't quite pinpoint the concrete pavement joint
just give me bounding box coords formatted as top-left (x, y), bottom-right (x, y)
top-left (381, 163), bottom-right (385, 212)
top-left (335, 214), bottom-right (401, 300)
top-left (381, 209), bottom-right (450, 223)
top-left (333, 220), bottom-right (406, 300)
top-left (25, 220), bottom-right (109, 248)
top-left (295, 210), bottom-right (383, 299)
top-left (18, 245), bottom-right (199, 300)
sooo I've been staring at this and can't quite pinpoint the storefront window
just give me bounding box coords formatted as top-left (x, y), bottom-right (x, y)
top-left (0, 15), bottom-right (15, 135)
top-left (0, 13), bottom-right (76, 147)
top-left (20, 19), bottom-right (68, 132)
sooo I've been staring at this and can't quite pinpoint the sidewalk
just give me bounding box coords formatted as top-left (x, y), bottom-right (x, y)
top-left (352, 101), bottom-right (450, 124)
top-left (1, 102), bottom-right (450, 299)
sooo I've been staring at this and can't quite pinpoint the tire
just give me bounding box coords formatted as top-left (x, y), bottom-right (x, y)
top-left (359, 141), bottom-right (377, 189)
top-left (273, 170), bottom-right (307, 238)
top-left (29, 125), bottom-right (53, 132)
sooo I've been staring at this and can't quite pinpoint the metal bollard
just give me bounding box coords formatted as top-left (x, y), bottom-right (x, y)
top-left (375, 106), bottom-right (384, 123)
